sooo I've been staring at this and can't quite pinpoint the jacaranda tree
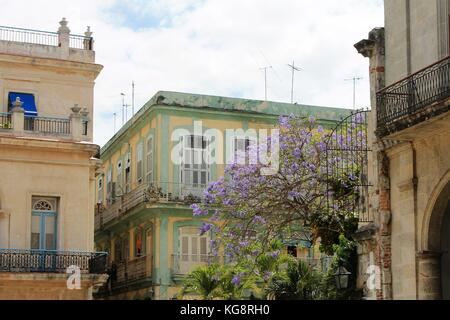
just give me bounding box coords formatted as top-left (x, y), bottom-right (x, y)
top-left (186, 114), bottom-right (366, 299)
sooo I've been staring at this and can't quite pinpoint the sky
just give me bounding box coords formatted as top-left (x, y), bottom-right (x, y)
top-left (0, 0), bottom-right (384, 146)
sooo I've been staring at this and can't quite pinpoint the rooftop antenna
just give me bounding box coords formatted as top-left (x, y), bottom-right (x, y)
top-left (344, 77), bottom-right (363, 109)
top-left (120, 93), bottom-right (131, 125)
top-left (113, 112), bottom-right (117, 133)
top-left (287, 60), bottom-right (302, 104)
top-left (131, 81), bottom-right (135, 116)
top-left (260, 66), bottom-right (272, 101)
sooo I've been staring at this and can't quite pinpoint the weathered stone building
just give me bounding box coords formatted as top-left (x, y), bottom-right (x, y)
top-left (0, 19), bottom-right (108, 299)
top-left (355, 0), bottom-right (450, 299)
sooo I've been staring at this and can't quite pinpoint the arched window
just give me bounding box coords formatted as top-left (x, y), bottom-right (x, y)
top-left (33, 199), bottom-right (55, 211)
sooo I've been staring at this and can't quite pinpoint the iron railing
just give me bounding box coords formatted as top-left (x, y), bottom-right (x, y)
top-left (24, 116), bottom-right (71, 135)
top-left (0, 25), bottom-right (93, 50)
top-left (377, 56), bottom-right (450, 136)
top-left (82, 120), bottom-right (88, 135)
top-left (0, 112), bottom-right (12, 129)
top-left (109, 255), bottom-right (152, 288)
top-left (95, 182), bottom-right (207, 230)
top-left (171, 254), bottom-right (222, 275)
top-left (0, 249), bottom-right (108, 274)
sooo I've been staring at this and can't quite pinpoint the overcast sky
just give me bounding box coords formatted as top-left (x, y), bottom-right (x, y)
top-left (0, 0), bottom-right (384, 146)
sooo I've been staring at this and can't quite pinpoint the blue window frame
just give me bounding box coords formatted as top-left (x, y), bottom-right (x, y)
top-left (8, 92), bottom-right (38, 117)
top-left (31, 198), bottom-right (57, 250)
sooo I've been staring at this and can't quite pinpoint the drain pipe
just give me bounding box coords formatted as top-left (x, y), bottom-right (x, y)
top-left (409, 142), bottom-right (419, 300)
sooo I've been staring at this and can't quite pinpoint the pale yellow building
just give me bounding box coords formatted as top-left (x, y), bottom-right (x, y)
top-left (0, 19), bottom-right (107, 300)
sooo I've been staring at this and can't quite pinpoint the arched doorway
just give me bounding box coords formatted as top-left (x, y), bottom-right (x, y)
top-left (423, 174), bottom-right (450, 300)
top-left (441, 200), bottom-right (450, 299)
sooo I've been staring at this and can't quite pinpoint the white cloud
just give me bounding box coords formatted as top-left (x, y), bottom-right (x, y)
top-left (0, 0), bottom-right (384, 146)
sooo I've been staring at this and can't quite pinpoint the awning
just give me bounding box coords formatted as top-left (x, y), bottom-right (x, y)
top-left (8, 92), bottom-right (38, 117)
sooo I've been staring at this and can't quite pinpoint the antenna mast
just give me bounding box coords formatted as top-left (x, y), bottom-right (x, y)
top-left (132, 81), bottom-right (135, 116)
top-left (344, 77), bottom-right (363, 109)
top-left (121, 93), bottom-right (131, 125)
top-left (113, 112), bottom-right (117, 133)
top-left (260, 66), bottom-right (272, 101)
top-left (287, 60), bottom-right (302, 104)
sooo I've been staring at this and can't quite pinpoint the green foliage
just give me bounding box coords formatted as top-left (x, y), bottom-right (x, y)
top-left (180, 264), bottom-right (221, 300)
top-left (265, 259), bottom-right (329, 300)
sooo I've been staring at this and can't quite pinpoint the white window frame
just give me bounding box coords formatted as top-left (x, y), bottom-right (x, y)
top-left (106, 167), bottom-right (112, 204)
top-left (125, 152), bottom-right (131, 193)
top-left (97, 176), bottom-right (103, 204)
top-left (180, 135), bottom-right (210, 197)
top-left (146, 136), bottom-right (154, 184)
top-left (232, 134), bottom-right (258, 164)
top-left (178, 226), bottom-right (210, 274)
top-left (116, 160), bottom-right (123, 195)
top-left (137, 142), bottom-right (144, 184)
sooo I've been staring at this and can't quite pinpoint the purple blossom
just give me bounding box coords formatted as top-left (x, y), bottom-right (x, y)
top-left (191, 204), bottom-right (208, 216)
top-left (279, 116), bottom-right (291, 128)
top-left (239, 240), bottom-right (250, 248)
top-left (269, 250), bottom-right (280, 258)
top-left (231, 274), bottom-right (241, 286)
top-left (253, 215), bottom-right (266, 224)
top-left (293, 148), bottom-right (302, 158)
top-left (288, 191), bottom-right (301, 199)
top-left (199, 222), bottom-right (213, 235)
top-left (263, 271), bottom-right (273, 281)
top-left (317, 126), bottom-right (324, 134)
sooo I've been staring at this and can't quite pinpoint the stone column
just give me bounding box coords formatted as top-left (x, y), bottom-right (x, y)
top-left (11, 97), bottom-right (25, 135)
top-left (417, 251), bottom-right (442, 300)
top-left (70, 104), bottom-right (82, 141)
top-left (84, 26), bottom-right (93, 50)
top-left (58, 17), bottom-right (70, 57)
top-left (354, 28), bottom-right (392, 300)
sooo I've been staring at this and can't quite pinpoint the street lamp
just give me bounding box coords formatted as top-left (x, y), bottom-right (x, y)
top-left (334, 265), bottom-right (351, 290)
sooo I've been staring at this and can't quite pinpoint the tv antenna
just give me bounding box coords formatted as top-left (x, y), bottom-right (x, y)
top-left (260, 66), bottom-right (272, 101)
top-left (287, 60), bottom-right (302, 104)
top-left (120, 93), bottom-right (131, 125)
top-left (344, 77), bottom-right (363, 109)
top-left (131, 81), bottom-right (135, 116)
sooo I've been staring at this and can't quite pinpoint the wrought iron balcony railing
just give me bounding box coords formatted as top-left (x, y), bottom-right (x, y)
top-left (0, 25), bottom-right (93, 50)
top-left (0, 112), bottom-right (12, 129)
top-left (109, 255), bottom-right (152, 288)
top-left (95, 182), bottom-right (207, 230)
top-left (376, 56), bottom-right (450, 136)
top-left (24, 116), bottom-right (71, 135)
top-left (171, 254), bottom-right (223, 276)
top-left (0, 249), bottom-right (108, 274)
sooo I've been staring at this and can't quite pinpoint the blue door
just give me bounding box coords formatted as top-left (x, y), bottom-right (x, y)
top-left (31, 211), bottom-right (57, 250)
top-left (31, 198), bottom-right (57, 271)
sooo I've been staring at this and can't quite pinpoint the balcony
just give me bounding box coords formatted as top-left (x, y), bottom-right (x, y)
top-left (0, 112), bottom-right (11, 129)
top-left (0, 109), bottom-right (89, 140)
top-left (171, 254), bottom-right (222, 277)
top-left (0, 249), bottom-right (108, 274)
top-left (95, 255), bottom-right (152, 297)
top-left (95, 182), bottom-right (207, 231)
top-left (376, 56), bottom-right (450, 137)
top-left (0, 25), bottom-right (92, 50)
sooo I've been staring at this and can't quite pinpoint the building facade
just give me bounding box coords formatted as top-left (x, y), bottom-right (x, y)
top-left (93, 91), bottom-right (349, 300)
top-left (355, 0), bottom-right (450, 299)
top-left (0, 19), bottom-right (108, 299)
